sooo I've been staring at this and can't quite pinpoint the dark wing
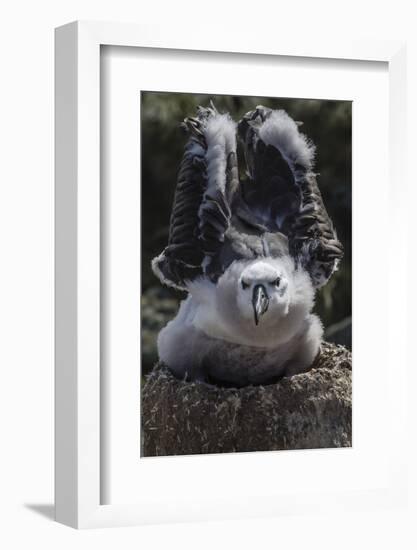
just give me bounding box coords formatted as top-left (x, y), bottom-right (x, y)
top-left (152, 105), bottom-right (238, 290)
top-left (238, 106), bottom-right (343, 287)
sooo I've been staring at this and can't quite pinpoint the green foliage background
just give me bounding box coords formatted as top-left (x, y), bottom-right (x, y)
top-left (141, 92), bottom-right (352, 374)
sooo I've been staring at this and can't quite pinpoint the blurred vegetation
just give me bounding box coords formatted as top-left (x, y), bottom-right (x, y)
top-left (141, 92), bottom-right (352, 374)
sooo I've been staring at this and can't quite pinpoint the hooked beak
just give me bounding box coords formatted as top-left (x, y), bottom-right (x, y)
top-left (252, 284), bottom-right (269, 326)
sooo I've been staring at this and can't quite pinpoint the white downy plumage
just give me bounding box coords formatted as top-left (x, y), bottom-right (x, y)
top-left (158, 256), bottom-right (322, 386)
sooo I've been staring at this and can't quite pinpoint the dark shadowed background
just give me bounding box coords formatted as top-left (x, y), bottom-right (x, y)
top-left (141, 92), bottom-right (352, 375)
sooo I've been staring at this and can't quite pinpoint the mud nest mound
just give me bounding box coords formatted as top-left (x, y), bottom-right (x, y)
top-left (142, 342), bottom-right (352, 456)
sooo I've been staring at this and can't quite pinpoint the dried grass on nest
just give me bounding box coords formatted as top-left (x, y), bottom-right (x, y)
top-left (142, 342), bottom-right (352, 457)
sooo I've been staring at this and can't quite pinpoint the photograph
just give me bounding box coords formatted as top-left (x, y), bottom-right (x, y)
top-left (140, 91), bottom-right (352, 457)
top-left (1, 2), bottom-right (411, 541)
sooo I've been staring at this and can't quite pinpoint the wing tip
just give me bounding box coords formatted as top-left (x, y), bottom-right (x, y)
top-left (238, 107), bottom-right (316, 174)
top-left (151, 252), bottom-right (187, 291)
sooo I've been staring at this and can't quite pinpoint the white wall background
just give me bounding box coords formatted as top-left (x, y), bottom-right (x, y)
top-left (0, 0), bottom-right (416, 548)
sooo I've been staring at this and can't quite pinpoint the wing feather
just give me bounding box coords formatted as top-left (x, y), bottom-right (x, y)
top-left (152, 105), bottom-right (237, 289)
top-left (238, 106), bottom-right (343, 287)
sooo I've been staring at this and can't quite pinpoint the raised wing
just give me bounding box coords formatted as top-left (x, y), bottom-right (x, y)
top-left (152, 104), bottom-right (238, 290)
top-left (238, 106), bottom-right (343, 287)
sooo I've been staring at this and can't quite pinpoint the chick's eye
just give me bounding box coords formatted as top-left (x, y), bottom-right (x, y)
top-left (272, 277), bottom-right (280, 287)
top-left (241, 280), bottom-right (249, 290)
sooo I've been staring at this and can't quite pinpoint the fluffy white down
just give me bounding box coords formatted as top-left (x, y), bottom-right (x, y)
top-left (190, 257), bottom-right (315, 348)
top-left (157, 257), bottom-right (322, 385)
top-left (258, 108), bottom-right (315, 171)
top-left (202, 112), bottom-right (236, 196)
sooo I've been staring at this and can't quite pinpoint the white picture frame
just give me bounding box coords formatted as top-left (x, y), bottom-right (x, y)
top-left (55, 20), bottom-right (407, 529)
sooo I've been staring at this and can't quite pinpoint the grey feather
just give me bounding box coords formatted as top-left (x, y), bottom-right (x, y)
top-left (237, 105), bottom-right (343, 288)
